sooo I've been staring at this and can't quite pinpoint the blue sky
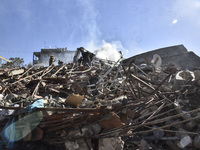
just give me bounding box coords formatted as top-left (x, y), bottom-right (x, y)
top-left (0, 0), bottom-right (200, 64)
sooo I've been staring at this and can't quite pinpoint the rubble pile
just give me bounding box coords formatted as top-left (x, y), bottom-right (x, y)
top-left (1, 55), bottom-right (200, 150)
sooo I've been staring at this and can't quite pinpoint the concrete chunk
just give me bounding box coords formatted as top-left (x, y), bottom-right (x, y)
top-left (194, 135), bottom-right (200, 148)
top-left (177, 136), bottom-right (192, 148)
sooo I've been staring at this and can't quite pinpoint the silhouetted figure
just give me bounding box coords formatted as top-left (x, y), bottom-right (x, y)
top-left (79, 47), bottom-right (95, 64)
top-left (58, 60), bottom-right (63, 65)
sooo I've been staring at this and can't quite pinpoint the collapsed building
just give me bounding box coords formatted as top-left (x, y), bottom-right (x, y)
top-left (122, 44), bottom-right (200, 70)
top-left (1, 44), bottom-right (200, 150)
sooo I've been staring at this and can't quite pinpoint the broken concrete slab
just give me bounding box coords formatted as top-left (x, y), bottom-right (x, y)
top-left (5, 68), bottom-right (25, 77)
top-left (98, 137), bottom-right (124, 150)
top-left (177, 136), bottom-right (192, 148)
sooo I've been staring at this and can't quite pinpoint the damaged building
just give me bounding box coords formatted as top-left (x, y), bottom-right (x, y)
top-left (122, 44), bottom-right (200, 70)
top-left (33, 47), bottom-right (76, 66)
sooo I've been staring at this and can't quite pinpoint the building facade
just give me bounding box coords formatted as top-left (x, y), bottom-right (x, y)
top-left (33, 47), bottom-right (76, 66)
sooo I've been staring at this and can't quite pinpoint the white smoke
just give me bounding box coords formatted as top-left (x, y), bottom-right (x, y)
top-left (69, 0), bottom-right (128, 61)
top-left (94, 41), bottom-right (121, 62)
top-left (73, 0), bottom-right (101, 51)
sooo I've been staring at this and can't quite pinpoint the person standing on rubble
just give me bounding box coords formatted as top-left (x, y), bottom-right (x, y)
top-left (49, 55), bottom-right (55, 66)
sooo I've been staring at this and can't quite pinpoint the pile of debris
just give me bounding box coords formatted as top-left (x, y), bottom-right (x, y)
top-left (1, 45), bottom-right (200, 150)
